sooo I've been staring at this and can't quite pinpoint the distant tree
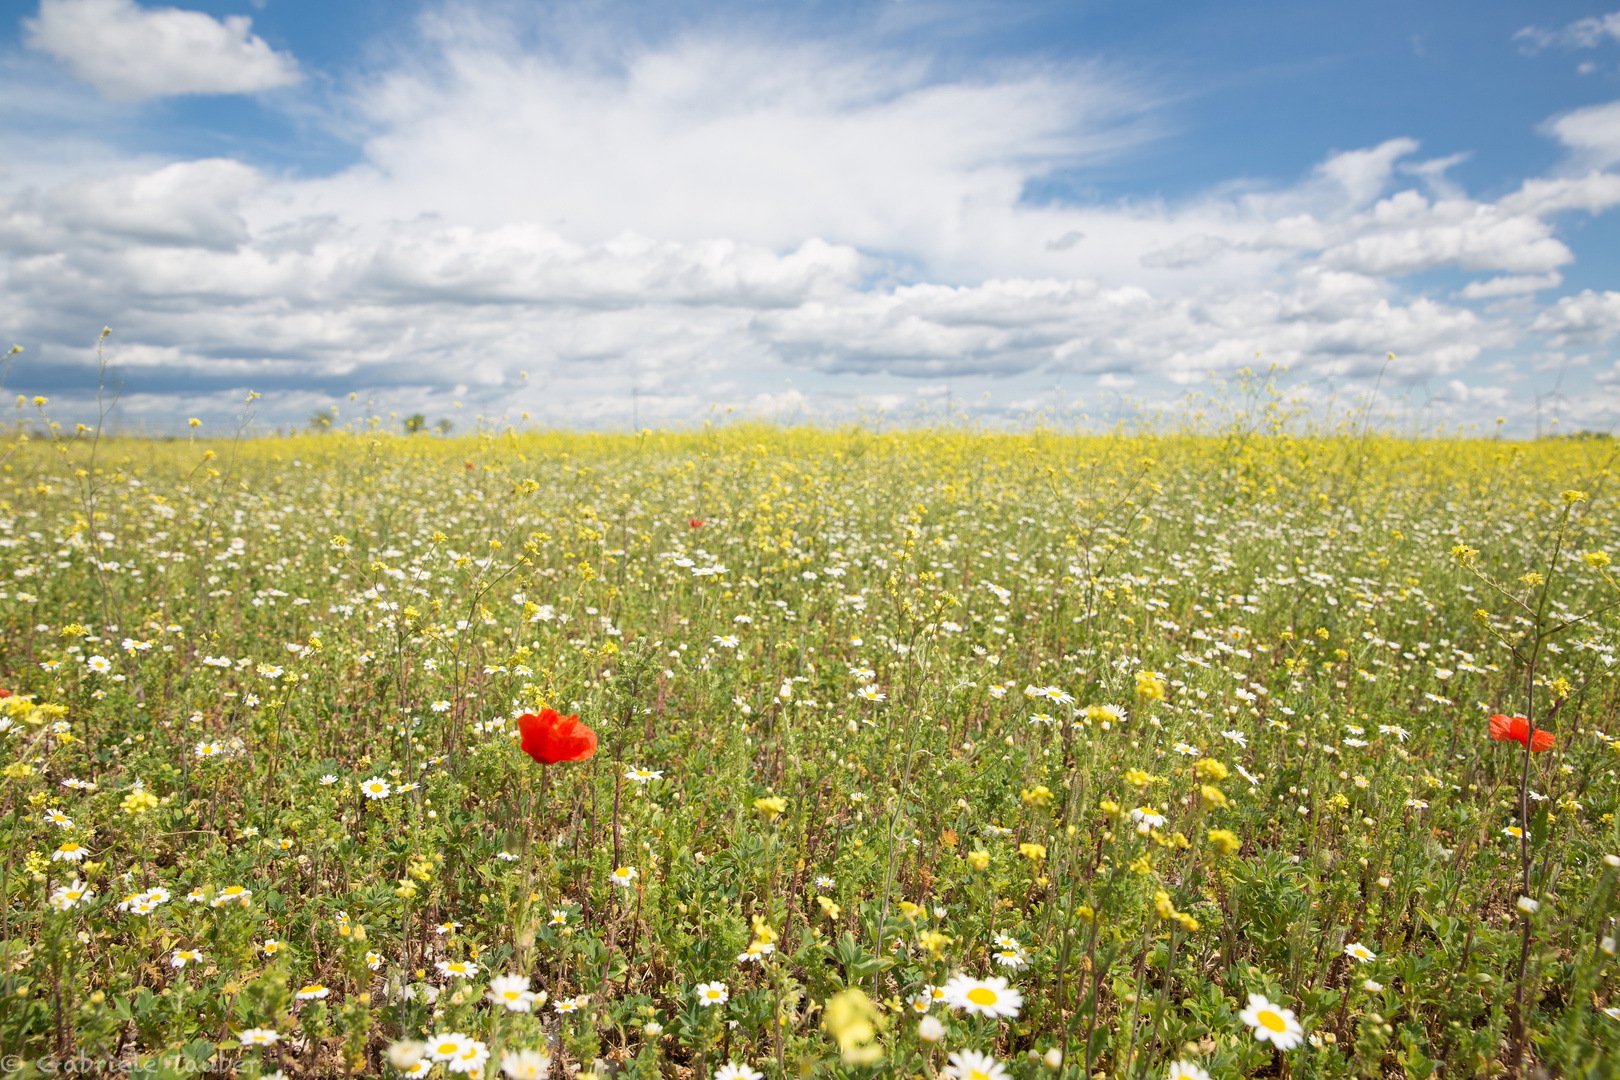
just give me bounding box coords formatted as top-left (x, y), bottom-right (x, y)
top-left (435, 418), bottom-right (454, 435)
top-left (404, 413), bottom-right (427, 434)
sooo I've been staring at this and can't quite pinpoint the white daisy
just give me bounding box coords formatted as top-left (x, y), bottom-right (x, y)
top-left (1239, 993), bottom-right (1304, 1050)
top-left (426, 1033), bottom-right (475, 1062)
top-left (941, 974), bottom-right (1022, 1018)
top-left (487, 974), bottom-right (537, 1012)
top-left (944, 1049), bottom-right (1008, 1080)
top-left (694, 981), bottom-right (729, 1006)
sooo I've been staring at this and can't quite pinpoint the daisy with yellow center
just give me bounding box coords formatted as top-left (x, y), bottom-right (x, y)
top-left (212, 885), bottom-right (253, 908)
top-left (487, 974), bottom-right (536, 1012)
top-left (426, 1033), bottom-right (473, 1061)
top-left (1239, 993), bottom-right (1304, 1050)
top-left (943, 1049), bottom-right (1007, 1080)
top-left (941, 974), bottom-right (1023, 1019)
top-left (694, 981), bottom-right (729, 1006)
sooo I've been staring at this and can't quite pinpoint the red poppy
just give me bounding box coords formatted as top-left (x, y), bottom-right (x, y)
top-left (465, 462), bottom-right (475, 471)
top-left (690, 518), bottom-right (703, 528)
top-left (0, 687), bottom-right (10, 699)
top-left (517, 707), bottom-right (598, 764)
top-left (1489, 713), bottom-right (1555, 752)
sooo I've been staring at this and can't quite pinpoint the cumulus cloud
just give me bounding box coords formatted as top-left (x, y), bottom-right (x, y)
top-left (1545, 100), bottom-right (1620, 169)
top-left (1140, 235), bottom-right (1232, 269)
top-left (23, 0), bottom-right (300, 101)
top-left (2, 5), bottom-right (1620, 430)
top-left (0, 160), bottom-right (263, 252)
top-left (1532, 290), bottom-right (1620, 346)
top-left (1459, 273), bottom-right (1562, 300)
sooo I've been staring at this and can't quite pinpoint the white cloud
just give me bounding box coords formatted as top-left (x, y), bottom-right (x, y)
top-left (1545, 100), bottom-right (1620, 169)
top-left (1514, 11), bottom-right (1620, 54)
top-left (280, 27), bottom-right (1155, 286)
top-left (23, 0), bottom-right (300, 102)
top-left (1459, 273), bottom-right (1562, 300)
top-left (3, 6), bottom-right (1620, 431)
top-left (1140, 234), bottom-right (1232, 269)
top-left (0, 159), bottom-right (263, 252)
top-left (1532, 290), bottom-right (1620, 346)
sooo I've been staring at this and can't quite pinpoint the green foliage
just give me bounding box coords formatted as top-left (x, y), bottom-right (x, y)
top-left (0, 414), bottom-right (1618, 1078)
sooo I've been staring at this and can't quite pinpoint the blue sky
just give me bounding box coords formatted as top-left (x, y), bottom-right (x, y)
top-left (4, 0), bottom-right (1620, 432)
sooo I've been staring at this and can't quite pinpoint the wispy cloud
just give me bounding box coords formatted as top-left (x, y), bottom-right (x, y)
top-left (1514, 10), bottom-right (1620, 54)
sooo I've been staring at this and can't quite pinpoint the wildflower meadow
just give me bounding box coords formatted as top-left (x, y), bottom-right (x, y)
top-left (4, 390), bottom-right (1620, 1080)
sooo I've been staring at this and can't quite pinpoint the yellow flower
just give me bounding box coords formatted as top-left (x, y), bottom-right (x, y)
top-left (916, 929), bottom-right (951, 959)
top-left (967, 850), bottom-right (990, 872)
top-left (1199, 785), bottom-right (1228, 809)
top-left (749, 913), bottom-right (779, 944)
top-left (1208, 829), bottom-right (1241, 855)
top-left (823, 988), bottom-right (885, 1065)
top-left (816, 896), bottom-right (842, 920)
top-left (121, 790), bottom-right (160, 817)
top-left (1099, 798), bottom-right (1122, 818)
top-left (1020, 785), bottom-right (1054, 809)
top-left (1124, 768), bottom-right (1157, 789)
top-left (1018, 842), bottom-right (1047, 862)
top-left (752, 796), bottom-right (788, 822)
top-left (1134, 671), bottom-right (1167, 703)
top-left (1193, 759), bottom-right (1228, 781)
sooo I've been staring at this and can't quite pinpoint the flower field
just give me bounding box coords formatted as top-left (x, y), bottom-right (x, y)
top-left (3, 416), bottom-right (1620, 1080)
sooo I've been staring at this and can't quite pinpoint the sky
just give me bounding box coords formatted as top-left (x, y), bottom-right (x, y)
top-left (4, 0), bottom-right (1620, 434)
